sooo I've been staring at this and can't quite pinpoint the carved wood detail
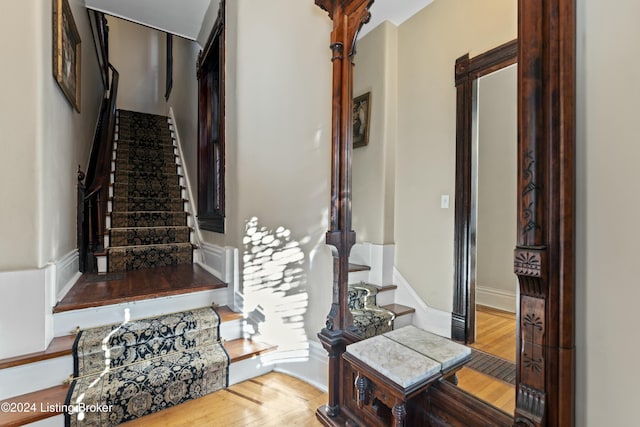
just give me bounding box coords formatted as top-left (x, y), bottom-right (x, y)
top-left (316, 0), bottom-right (575, 425)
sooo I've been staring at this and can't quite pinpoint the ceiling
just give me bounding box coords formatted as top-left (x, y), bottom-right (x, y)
top-left (84, 0), bottom-right (433, 42)
top-left (360, 0), bottom-right (434, 38)
top-left (84, 0), bottom-right (211, 40)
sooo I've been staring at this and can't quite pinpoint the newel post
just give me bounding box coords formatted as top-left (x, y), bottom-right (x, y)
top-left (314, 0), bottom-right (374, 421)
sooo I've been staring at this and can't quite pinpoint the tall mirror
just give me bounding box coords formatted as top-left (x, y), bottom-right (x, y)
top-left (451, 39), bottom-right (518, 412)
top-left (351, 1), bottom-right (517, 413)
top-left (316, 0), bottom-right (575, 424)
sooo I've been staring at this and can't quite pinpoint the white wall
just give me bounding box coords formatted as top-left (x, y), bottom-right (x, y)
top-left (108, 16), bottom-right (168, 115)
top-left (353, 22), bottom-right (397, 245)
top-left (475, 65), bottom-right (518, 311)
top-left (395, 0), bottom-right (516, 312)
top-left (576, 0), bottom-right (640, 424)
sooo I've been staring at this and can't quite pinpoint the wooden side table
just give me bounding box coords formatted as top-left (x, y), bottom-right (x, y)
top-left (342, 326), bottom-right (471, 426)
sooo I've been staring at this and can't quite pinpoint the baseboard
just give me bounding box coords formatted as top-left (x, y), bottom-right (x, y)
top-left (476, 286), bottom-right (516, 313)
top-left (54, 250), bottom-right (82, 303)
top-left (392, 267), bottom-right (452, 338)
top-left (168, 107), bottom-right (200, 249)
top-left (274, 340), bottom-right (328, 392)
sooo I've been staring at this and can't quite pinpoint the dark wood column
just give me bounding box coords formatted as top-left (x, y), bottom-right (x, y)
top-left (314, 0), bottom-right (374, 422)
top-left (515, 0), bottom-right (575, 425)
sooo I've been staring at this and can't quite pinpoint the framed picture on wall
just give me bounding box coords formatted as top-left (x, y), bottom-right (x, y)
top-left (353, 92), bottom-right (371, 148)
top-left (53, 0), bottom-right (81, 112)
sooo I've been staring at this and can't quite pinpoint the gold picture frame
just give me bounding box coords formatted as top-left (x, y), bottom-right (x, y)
top-left (53, 0), bottom-right (81, 112)
top-left (353, 92), bottom-right (371, 148)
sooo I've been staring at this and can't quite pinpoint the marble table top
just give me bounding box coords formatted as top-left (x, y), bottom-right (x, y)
top-left (345, 325), bottom-right (471, 389)
top-left (384, 325), bottom-right (471, 371)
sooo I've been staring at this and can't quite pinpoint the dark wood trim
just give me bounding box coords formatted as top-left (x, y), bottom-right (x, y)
top-left (316, 0), bottom-right (574, 425)
top-left (452, 40), bottom-right (517, 345)
top-left (314, 0), bottom-right (374, 420)
top-left (196, 0), bottom-right (226, 233)
top-left (165, 33), bottom-right (173, 100)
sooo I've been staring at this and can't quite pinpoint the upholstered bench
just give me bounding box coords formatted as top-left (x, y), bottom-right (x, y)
top-left (342, 325), bottom-right (471, 426)
top-left (348, 282), bottom-right (396, 338)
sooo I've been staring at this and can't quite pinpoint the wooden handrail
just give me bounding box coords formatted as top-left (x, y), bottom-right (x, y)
top-left (79, 10), bottom-right (119, 272)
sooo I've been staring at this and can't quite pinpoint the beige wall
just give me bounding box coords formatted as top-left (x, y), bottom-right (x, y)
top-left (576, 0), bottom-right (640, 423)
top-left (0, 0), bottom-right (102, 271)
top-left (475, 65), bottom-right (517, 307)
top-left (0, 0), bottom-right (40, 270)
top-left (39, 0), bottom-right (104, 267)
top-left (353, 22), bottom-right (397, 245)
top-left (108, 16), bottom-right (168, 115)
top-left (196, 0), bottom-right (334, 342)
top-left (166, 36), bottom-right (200, 207)
top-left (395, 0), bottom-right (516, 312)
top-left (0, 0), bottom-right (102, 357)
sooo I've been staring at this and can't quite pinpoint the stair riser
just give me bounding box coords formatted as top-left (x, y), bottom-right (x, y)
top-left (393, 312), bottom-right (414, 330)
top-left (110, 198), bottom-right (186, 212)
top-left (109, 228), bottom-right (191, 246)
top-left (110, 214), bottom-right (187, 228)
top-left (0, 356), bottom-right (72, 401)
top-left (25, 414), bottom-right (64, 426)
top-left (53, 289), bottom-right (231, 337)
top-left (107, 244), bottom-right (193, 272)
top-left (227, 355), bottom-right (274, 386)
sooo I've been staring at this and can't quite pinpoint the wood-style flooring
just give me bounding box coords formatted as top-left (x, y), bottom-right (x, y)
top-left (127, 372), bottom-right (326, 426)
top-left (54, 264), bottom-right (226, 312)
top-left (457, 304), bottom-right (517, 414)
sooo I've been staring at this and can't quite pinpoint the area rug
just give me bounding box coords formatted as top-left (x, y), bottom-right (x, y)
top-left (467, 348), bottom-right (516, 385)
top-left (65, 306), bottom-right (229, 426)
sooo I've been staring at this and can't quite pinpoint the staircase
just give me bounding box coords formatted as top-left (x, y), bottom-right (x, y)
top-left (0, 304), bottom-right (275, 427)
top-left (348, 262), bottom-right (416, 336)
top-left (98, 110), bottom-right (193, 273)
top-left (0, 109), bottom-right (280, 426)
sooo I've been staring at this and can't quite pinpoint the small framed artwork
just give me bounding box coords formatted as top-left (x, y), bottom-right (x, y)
top-left (353, 92), bottom-right (371, 148)
top-left (53, 0), bottom-right (81, 112)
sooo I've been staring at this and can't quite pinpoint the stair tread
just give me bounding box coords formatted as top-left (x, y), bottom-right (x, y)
top-left (348, 263), bottom-right (371, 272)
top-left (223, 338), bottom-right (277, 363)
top-left (0, 384), bottom-right (69, 427)
top-left (381, 303), bottom-right (416, 317)
top-left (350, 282), bottom-right (398, 293)
top-left (107, 242), bottom-right (194, 250)
top-left (54, 265), bottom-right (227, 313)
top-left (0, 335), bottom-right (75, 370)
top-left (216, 306), bottom-right (244, 323)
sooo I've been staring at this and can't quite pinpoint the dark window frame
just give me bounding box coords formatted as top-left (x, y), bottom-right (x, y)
top-left (196, 1), bottom-right (225, 233)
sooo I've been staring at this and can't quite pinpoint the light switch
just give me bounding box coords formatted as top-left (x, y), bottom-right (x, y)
top-left (441, 194), bottom-right (450, 209)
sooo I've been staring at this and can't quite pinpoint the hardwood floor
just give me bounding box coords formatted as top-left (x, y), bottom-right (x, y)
top-left (126, 372), bottom-right (327, 426)
top-left (54, 264), bottom-right (226, 312)
top-left (457, 304), bottom-right (516, 414)
top-left (471, 305), bottom-right (516, 362)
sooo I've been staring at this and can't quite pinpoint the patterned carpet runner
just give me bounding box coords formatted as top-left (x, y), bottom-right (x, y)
top-left (107, 110), bottom-right (192, 272)
top-left (467, 348), bottom-right (516, 385)
top-left (65, 306), bottom-right (229, 426)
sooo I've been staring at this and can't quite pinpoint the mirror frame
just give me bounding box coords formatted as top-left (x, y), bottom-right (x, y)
top-left (452, 39), bottom-right (518, 345)
top-left (315, 0), bottom-right (575, 426)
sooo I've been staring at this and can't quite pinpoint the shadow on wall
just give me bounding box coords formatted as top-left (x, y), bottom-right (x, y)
top-left (242, 217), bottom-right (310, 363)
